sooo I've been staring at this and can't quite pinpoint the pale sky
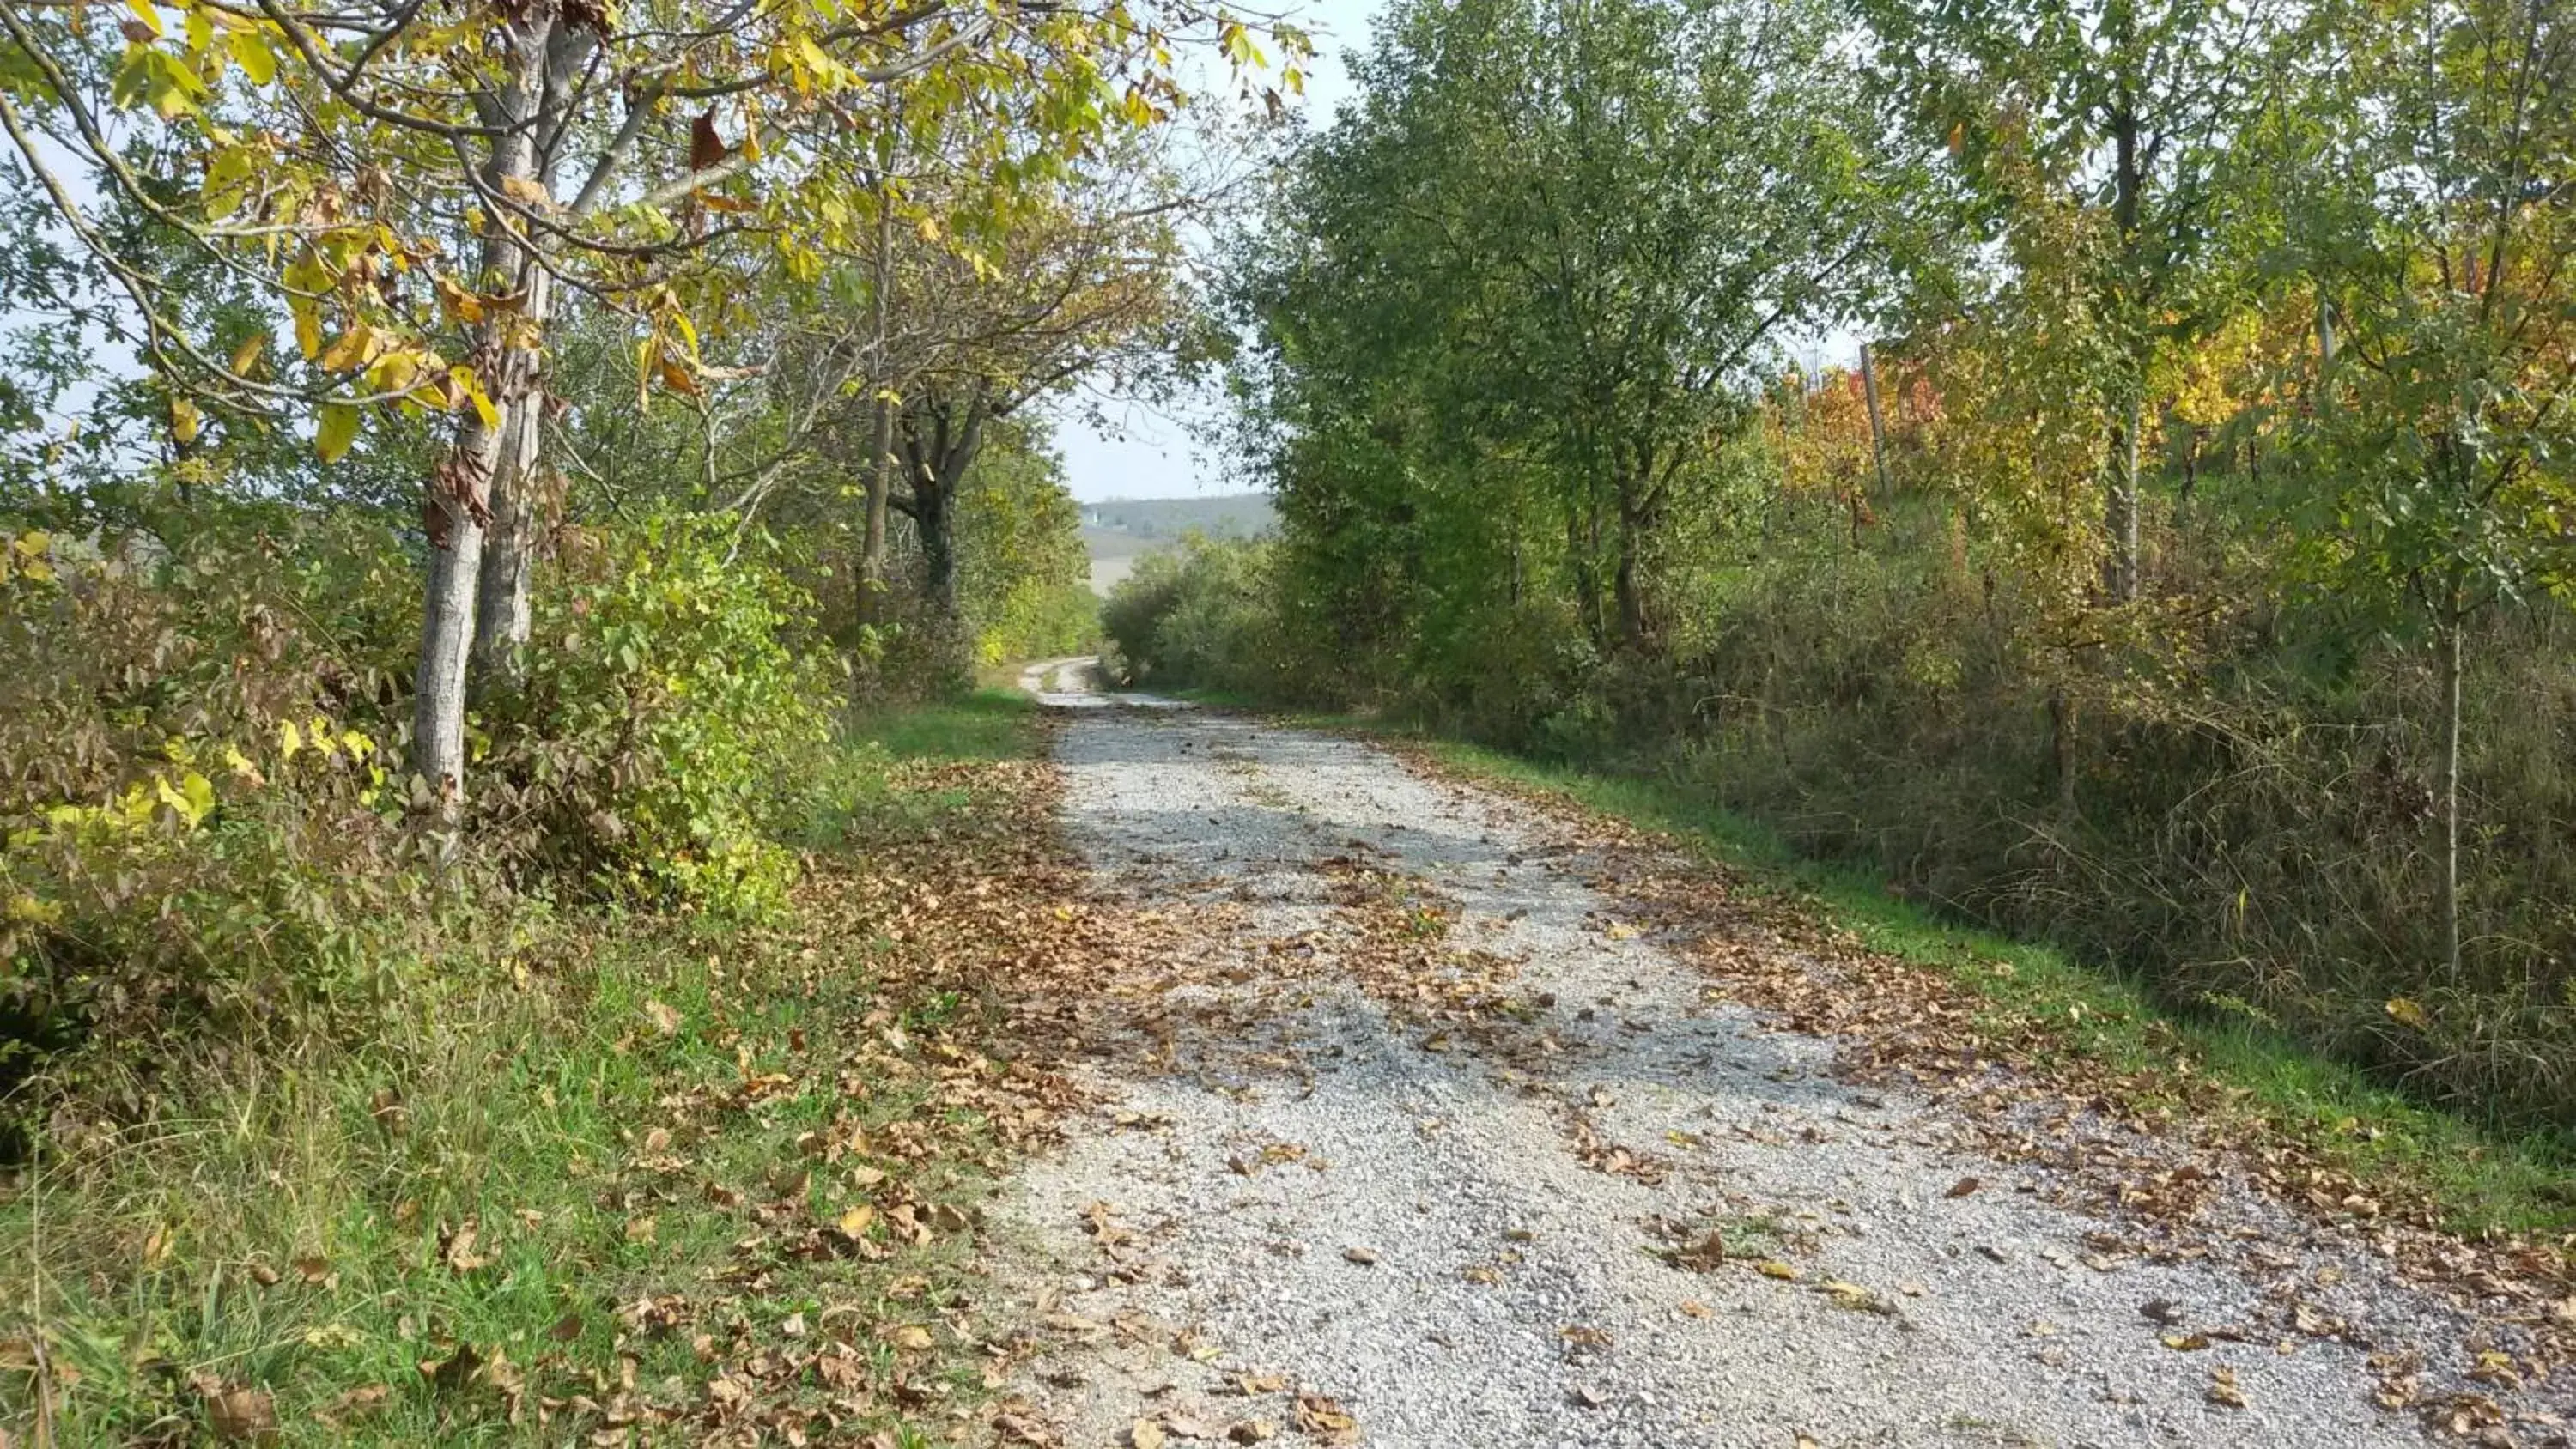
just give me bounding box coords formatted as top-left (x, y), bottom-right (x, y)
top-left (1049, 0), bottom-right (1382, 502)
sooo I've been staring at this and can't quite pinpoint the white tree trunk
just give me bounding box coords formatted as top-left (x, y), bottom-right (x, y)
top-left (412, 8), bottom-right (551, 809)
top-left (471, 264), bottom-right (555, 696)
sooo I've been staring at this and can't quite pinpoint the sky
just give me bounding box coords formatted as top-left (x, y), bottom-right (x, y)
top-left (1048, 0), bottom-right (1383, 503)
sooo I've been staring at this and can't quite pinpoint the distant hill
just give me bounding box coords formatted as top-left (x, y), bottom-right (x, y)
top-left (1080, 494), bottom-right (1275, 542)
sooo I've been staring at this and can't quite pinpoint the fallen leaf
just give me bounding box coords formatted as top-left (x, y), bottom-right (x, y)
top-left (420, 1342), bottom-right (481, 1391)
top-left (1227, 1422), bottom-right (1277, 1445)
top-left (2161, 1331), bottom-right (2212, 1351)
top-left (886, 1323), bottom-right (935, 1351)
top-left (1342, 1246), bottom-right (1379, 1265)
top-left (1293, 1394), bottom-right (1359, 1445)
top-left (206, 1386), bottom-right (277, 1443)
top-left (1131, 1420), bottom-right (1167, 1449)
top-left (440, 1222), bottom-right (487, 1273)
top-left (838, 1203), bottom-right (877, 1237)
top-left (2208, 1366), bottom-right (2247, 1409)
top-left (1943, 1176), bottom-right (1981, 1198)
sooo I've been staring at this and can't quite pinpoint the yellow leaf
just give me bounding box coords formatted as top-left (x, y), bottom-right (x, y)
top-left (1131, 1421), bottom-right (1166, 1449)
top-left (499, 175), bottom-right (551, 207)
top-left (2384, 997), bottom-right (2429, 1030)
top-left (434, 275), bottom-right (485, 325)
top-left (367, 349), bottom-right (420, 395)
top-left (279, 718), bottom-right (303, 759)
top-left (2161, 1331), bottom-right (2212, 1350)
top-left (887, 1324), bottom-right (934, 1350)
top-left (1755, 1260), bottom-right (1799, 1281)
top-left (123, 0), bottom-right (161, 38)
top-left (228, 27), bottom-right (275, 84)
top-left (169, 396), bottom-right (201, 444)
top-left (292, 304), bottom-right (322, 362)
top-left (836, 1204), bottom-right (875, 1237)
top-left (230, 330), bottom-right (266, 377)
top-left (319, 324), bottom-right (376, 373)
top-left (450, 364), bottom-right (501, 432)
top-left (315, 403), bottom-right (358, 464)
top-left (7, 894), bottom-right (63, 925)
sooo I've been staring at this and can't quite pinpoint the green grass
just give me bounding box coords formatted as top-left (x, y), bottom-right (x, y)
top-left (848, 686), bottom-right (1042, 762)
top-left (4, 695), bottom-right (1052, 1446)
top-left (1325, 726), bottom-right (2576, 1239)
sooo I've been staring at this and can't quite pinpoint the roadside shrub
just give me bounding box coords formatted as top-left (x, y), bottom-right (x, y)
top-left (479, 513), bottom-right (834, 918)
top-left (977, 579), bottom-right (1099, 665)
top-left (0, 515), bottom-right (429, 1122)
top-left (1103, 533), bottom-right (1297, 694)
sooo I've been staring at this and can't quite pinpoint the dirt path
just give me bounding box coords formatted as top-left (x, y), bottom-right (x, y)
top-left (987, 684), bottom-right (2530, 1448)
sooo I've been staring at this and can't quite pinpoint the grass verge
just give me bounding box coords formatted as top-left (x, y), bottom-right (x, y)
top-left (4, 691), bottom-right (1066, 1447)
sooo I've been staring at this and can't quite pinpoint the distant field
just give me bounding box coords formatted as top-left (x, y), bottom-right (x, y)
top-left (1084, 527), bottom-right (1156, 594)
top-left (1081, 494), bottom-right (1273, 595)
top-left (1083, 493), bottom-right (1274, 541)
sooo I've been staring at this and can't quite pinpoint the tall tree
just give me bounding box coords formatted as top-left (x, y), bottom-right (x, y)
top-left (0, 0), bottom-right (1291, 803)
top-left (1864, 0), bottom-right (2284, 600)
top-left (1237, 0), bottom-right (1896, 652)
top-left (2274, 0), bottom-right (2576, 982)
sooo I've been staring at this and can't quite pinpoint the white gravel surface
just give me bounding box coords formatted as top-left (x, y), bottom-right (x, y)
top-left (992, 675), bottom-right (2521, 1448)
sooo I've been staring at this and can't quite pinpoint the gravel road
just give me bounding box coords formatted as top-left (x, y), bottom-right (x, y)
top-left (990, 674), bottom-right (2543, 1449)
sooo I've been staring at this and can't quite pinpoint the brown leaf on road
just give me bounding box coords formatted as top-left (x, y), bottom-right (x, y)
top-left (1293, 1394), bottom-right (1360, 1445)
top-left (1943, 1175), bottom-right (1981, 1198)
top-left (2160, 1331), bottom-right (2212, 1351)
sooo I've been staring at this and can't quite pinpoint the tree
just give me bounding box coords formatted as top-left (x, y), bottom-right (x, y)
top-left (1863, 0), bottom-right (2287, 600)
top-left (880, 139), bottom-right (1200, 633)
top-left (0, 0), bottom-right (1296, 803)
top-left (2273, 0), bottom-right (2576, 982)
top-left (1236, 0), bottom-right (1897, 652)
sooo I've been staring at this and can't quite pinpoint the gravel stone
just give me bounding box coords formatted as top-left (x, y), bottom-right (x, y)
top-left (993, 671), bottom-right (2543, 1448)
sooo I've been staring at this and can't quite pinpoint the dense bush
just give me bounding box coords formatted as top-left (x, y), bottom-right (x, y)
top-left (1630, 496), bottom-right (2576, 1129)
top-left (0, 507), bottom-right (839, 1143)
top-left (1102, 534), bottom-right (1306, 696)
top-left (0, 515), bottom-right (430, 1119)
top-left (480, 513), bottom-right (835, 918)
